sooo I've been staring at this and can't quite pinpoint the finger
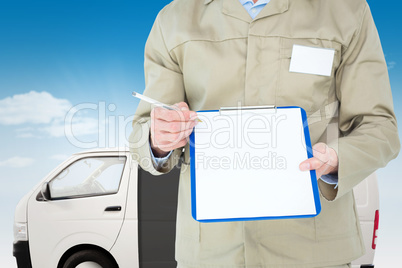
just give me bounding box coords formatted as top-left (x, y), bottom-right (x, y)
top-left (300, 143), bottom-right (339, 176)
top-left (152, 118), bottom-right (197, 133)
top-left (312, 143), bottom-right (328, 154)
top-left (152, 126), bottom-right (194, 145)
top-left (313, 143), bottom-right (338, 169)
top-left (152, 106), bottom-right (197, 122)
top-left (300, 156), bottom-right (335, 178)
top-left (153, 137), bottom-right (189, 152)
top-left (299, 157), bottom-right (325, 171)
top-left (311, 143), bottom-right (330, 164)
top-left (155, 127), bottom-right (194, 143)
top-left (314, 161), bottom-right (331, 178)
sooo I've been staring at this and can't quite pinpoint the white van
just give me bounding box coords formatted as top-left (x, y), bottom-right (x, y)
top-left (13, 148), bottom-right (379, 268)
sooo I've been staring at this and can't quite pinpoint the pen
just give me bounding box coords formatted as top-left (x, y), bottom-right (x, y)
top-left (132, 91), bottom-right (175, 110)
top-left (132, 91), bottom-right (202, 122)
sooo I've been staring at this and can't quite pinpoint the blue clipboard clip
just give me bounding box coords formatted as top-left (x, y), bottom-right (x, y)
top-left (219, 105), bottom-right (277, 115)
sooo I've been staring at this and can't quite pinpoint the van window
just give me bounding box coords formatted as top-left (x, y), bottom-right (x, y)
top-left (48, 157), bottom-right (126, 199)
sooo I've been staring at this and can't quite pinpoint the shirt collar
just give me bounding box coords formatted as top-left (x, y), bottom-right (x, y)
top-left (207, 0), bottom-right (288, 21)
top-left (239, 0), bottom-right (269, 4)
top-left (206, 0), bottom-right (270, 5)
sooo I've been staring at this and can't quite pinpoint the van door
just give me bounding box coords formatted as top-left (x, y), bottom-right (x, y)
top-left (27, 153), bottom-right (130, 268)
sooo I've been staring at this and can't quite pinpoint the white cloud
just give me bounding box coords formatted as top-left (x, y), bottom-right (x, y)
top-left (0, 156), bottom-right (34, 168)
top-left (16, 127), bottom-right (36, 138)
top-left (16, 132), bottom-right (35, 138)
top-left (0, 91), bottom-right (72, 125)
top-left (387, 61), bottom-right (396, 70)
top-left (42, 117), bottom-right (100, 138)
top-left (0, 91), bottom-right (105, 140)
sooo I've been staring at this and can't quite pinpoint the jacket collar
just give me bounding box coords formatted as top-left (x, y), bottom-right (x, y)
top-left (222, 0), bottom-right (252, 23)
top-left (254, 0), bottom-right (289, 21)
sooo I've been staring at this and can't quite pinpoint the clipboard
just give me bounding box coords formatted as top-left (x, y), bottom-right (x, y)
top-left (189, 106), bottom-right (321, 223)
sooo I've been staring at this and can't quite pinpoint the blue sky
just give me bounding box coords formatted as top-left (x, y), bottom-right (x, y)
top-left (0, 0), bottom-right (401, 266)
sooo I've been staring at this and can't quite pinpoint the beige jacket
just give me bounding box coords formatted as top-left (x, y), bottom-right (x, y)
top-left (129, 0), bottom-right (400, 267)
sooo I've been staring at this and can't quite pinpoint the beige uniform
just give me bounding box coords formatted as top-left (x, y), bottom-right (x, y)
top-left (130, 0), bottom-right (400, 267)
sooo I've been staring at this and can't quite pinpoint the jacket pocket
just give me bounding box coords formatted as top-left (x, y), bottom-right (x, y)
top-left (276, 37), bottom-right (341, 114)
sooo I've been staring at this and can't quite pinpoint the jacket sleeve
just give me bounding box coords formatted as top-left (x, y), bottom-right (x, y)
top-left (319, 4), bottom-right (400, 201)
top-left (129, 12), bottom-right (185, 175)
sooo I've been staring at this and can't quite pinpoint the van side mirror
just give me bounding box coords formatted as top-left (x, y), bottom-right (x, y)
top-left (36, 182), bottom-right (51, 201)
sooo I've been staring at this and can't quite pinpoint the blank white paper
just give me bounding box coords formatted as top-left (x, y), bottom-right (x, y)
top-left (192, 107), bottom-right (318, 221)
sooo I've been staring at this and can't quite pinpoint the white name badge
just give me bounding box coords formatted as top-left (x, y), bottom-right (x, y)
top-left (289, 45), bottom-right (335, 77)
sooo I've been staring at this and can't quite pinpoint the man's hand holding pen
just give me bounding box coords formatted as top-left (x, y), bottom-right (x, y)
top-left (150, 102), bottom-right (199, 158)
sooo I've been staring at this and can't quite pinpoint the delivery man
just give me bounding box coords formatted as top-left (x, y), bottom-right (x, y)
top-left (130, 0), bottom-right (400, 267)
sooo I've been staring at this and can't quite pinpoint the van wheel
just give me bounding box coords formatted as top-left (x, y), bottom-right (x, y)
top-left (63, 249), bottom-right (117, 268)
